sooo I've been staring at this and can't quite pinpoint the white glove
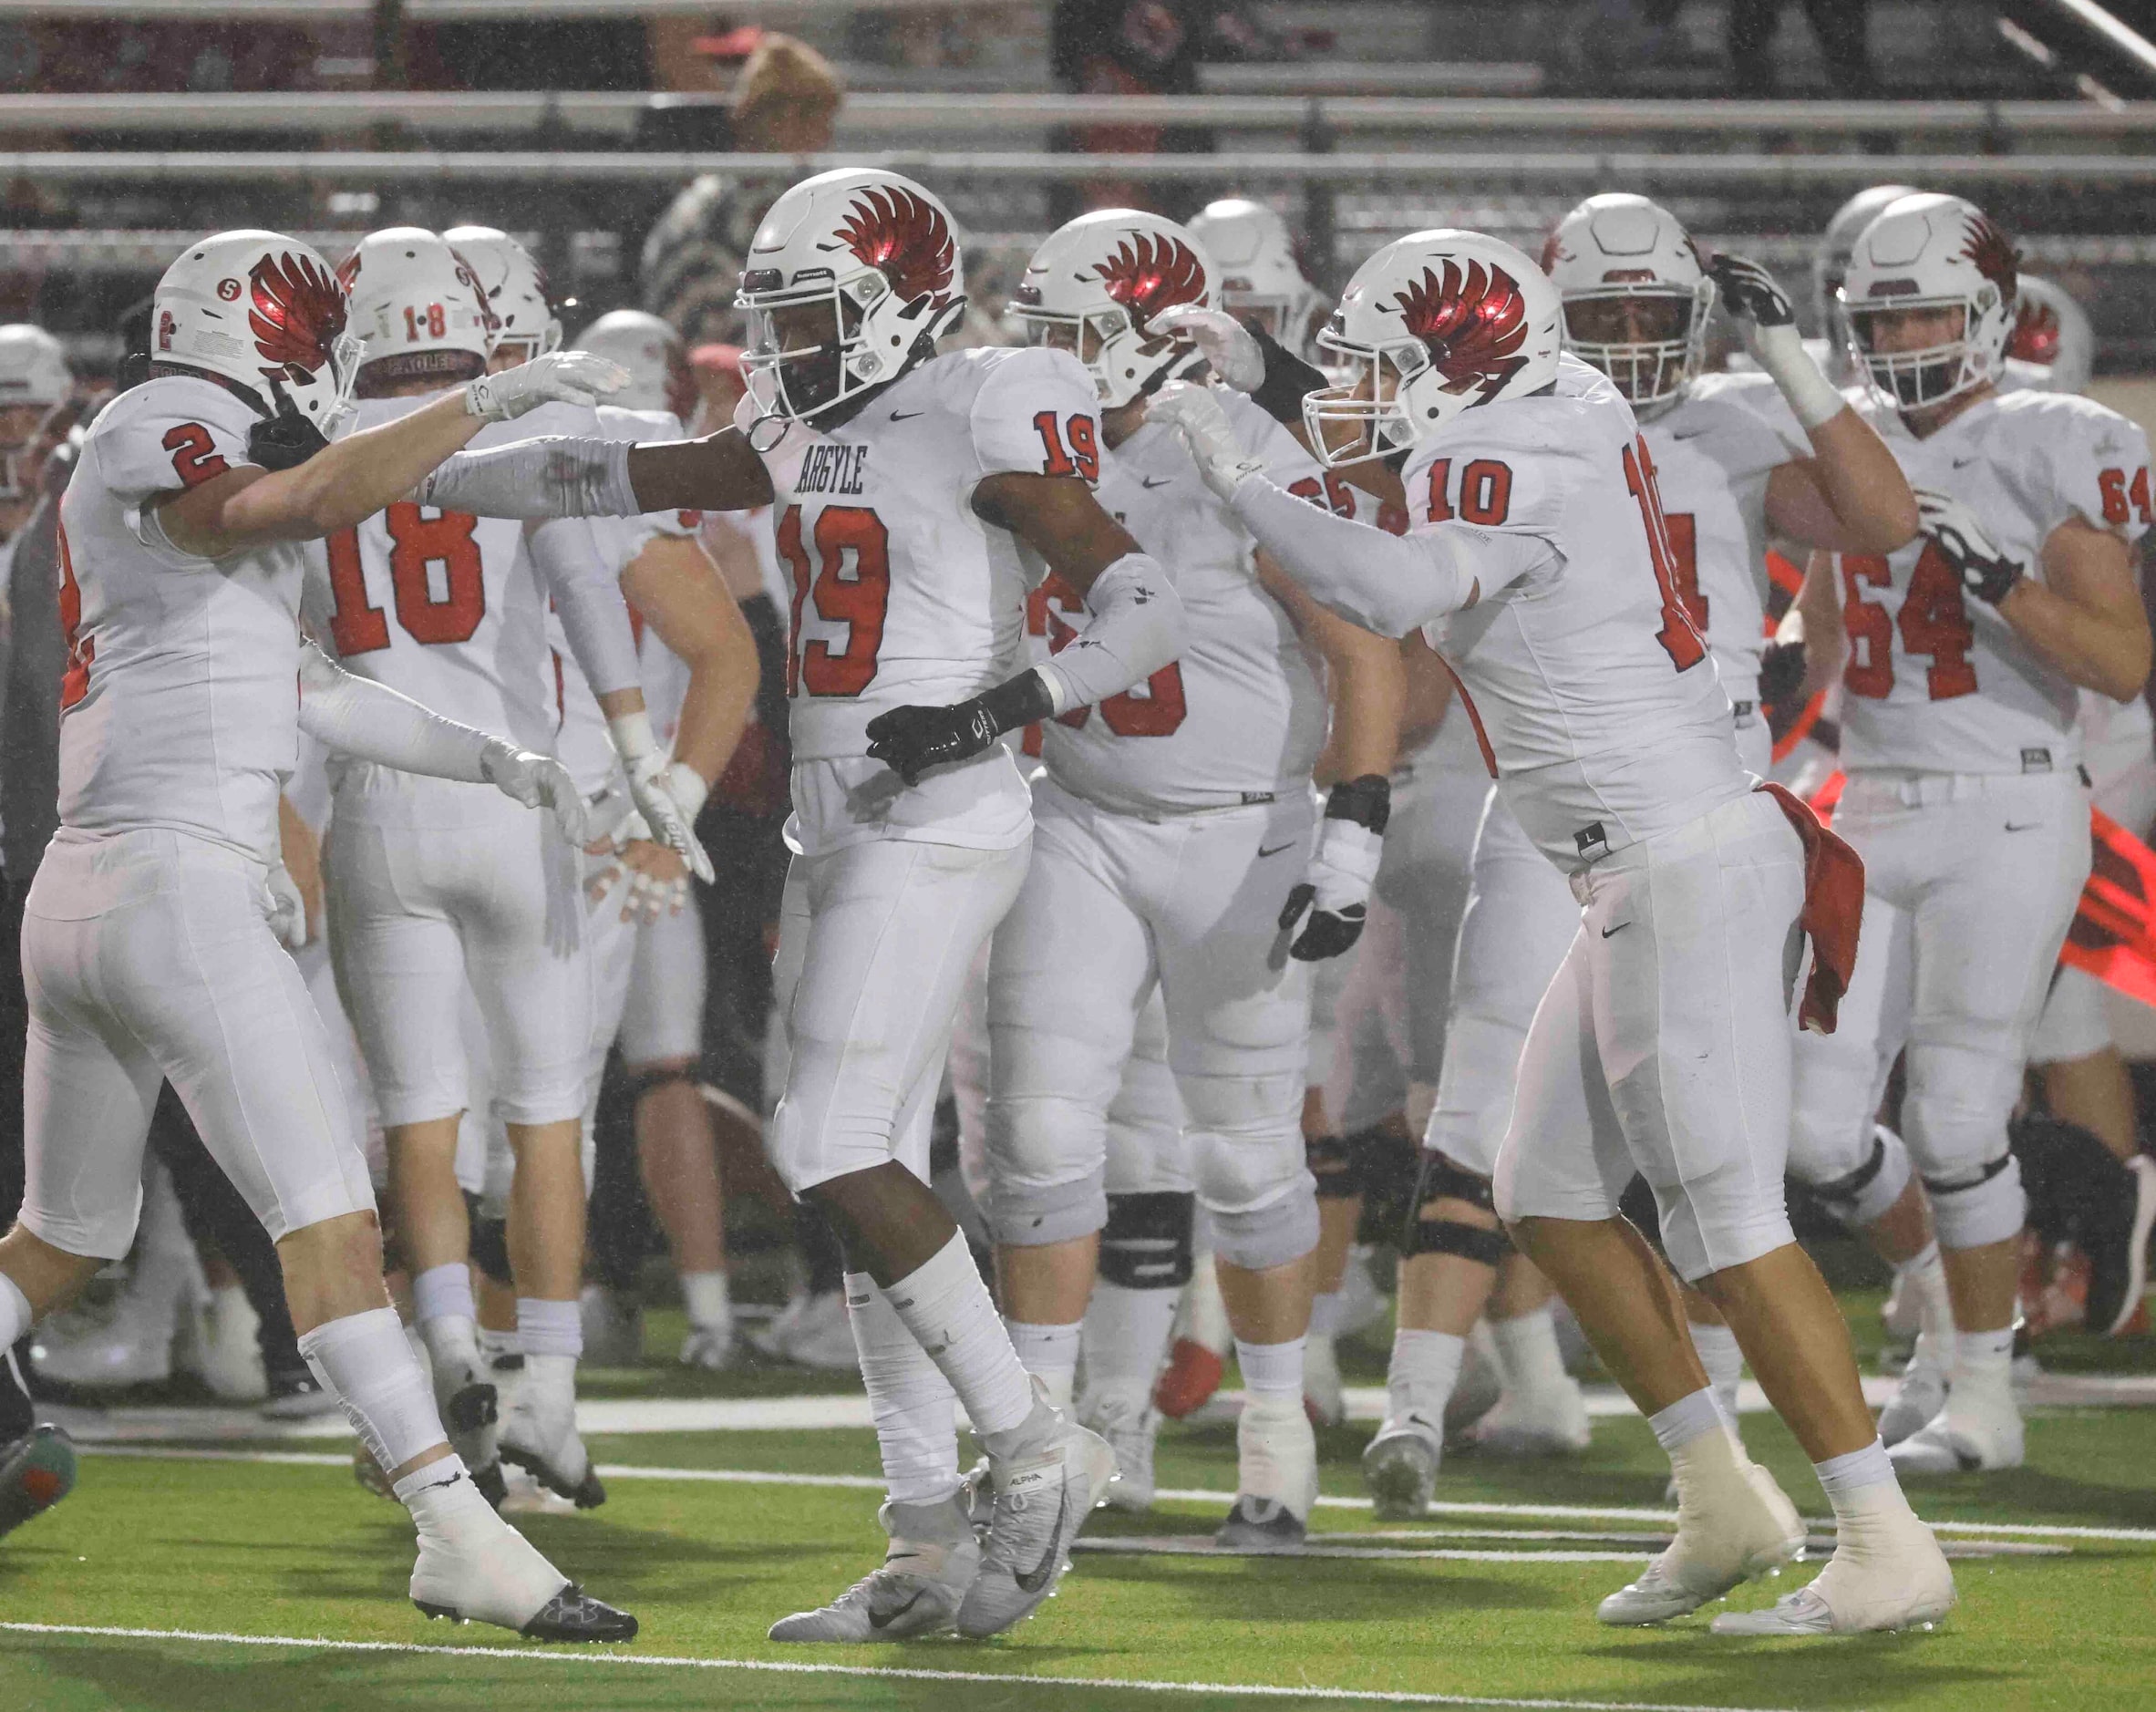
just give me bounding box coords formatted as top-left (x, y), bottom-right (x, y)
top-left (1280, 818), bottom-right (1384, 962)
top-left (480, 739), bottom-right (589, 844)
top-left (607, 711), bottom-right (716, 883)
top-left (464, 350), bottom-right (630, 423)
top-left (1151, 304), bottom-right (1264, 392)
top-left (264, 862), bottom-right (311, 951)
top-left (1150, 381), bottom-right (1267, 503)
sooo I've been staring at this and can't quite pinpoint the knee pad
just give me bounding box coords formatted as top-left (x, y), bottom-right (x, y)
top-left (1808, 1123), bottom-right (1914, 1231)
top-left (1923, 1150), bottom-right (2027, 1251)
top-left (1204, 1177), bottom-right (1318, 1273)
top-left (469, 1212), bottom-right (513, 1288)
top-left (1182, 1071), bottom-right (1316, 1271)
top-left (1355, 1123), bottom-right (1423, 1243)
top-left (1306, 1133), bottom-right (1363, 1200)
top-left (988, 1168), bottom-right (1107, 1250)
top-left (1099, 1191), bottom-right (1195, 1289)
top-left (1402, 1149), bottom-right (1509, 1266)
top-left (984, 1091), bottom-right (1110, 1248)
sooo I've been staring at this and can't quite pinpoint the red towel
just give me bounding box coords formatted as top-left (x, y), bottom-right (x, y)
top-left (1757, 781), bottom-right (1865, 1035)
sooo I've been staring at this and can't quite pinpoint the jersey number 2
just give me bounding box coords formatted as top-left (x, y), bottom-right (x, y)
top-left (780, 503), bottom-right (892, 697)
top-left (324, 505), bottom-right (487, 655)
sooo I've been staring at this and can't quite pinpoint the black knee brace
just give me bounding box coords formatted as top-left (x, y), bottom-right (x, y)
top-left (1813, 1129), bottom-right (1889, 1210)
top-left (469, 1212), bottom-right (513, 1289)
top-left (1400, 1149), bottom-right (1508, 1266)
top-left (1306, 1133), bottom-right (1363, 1200)
top-left (1356, 1123), bottom-right (1423, 1243)
top-left (1099, 1191), bottom-right (1195, 1290)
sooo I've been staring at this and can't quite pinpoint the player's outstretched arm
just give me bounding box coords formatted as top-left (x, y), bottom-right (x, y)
top-left (416, 424), bottom-right (776, 521)
top-left (863, 473), bottom-right (1185, 786)
top-left (295, 642), bottom-right (587, 842)
top-left (158, 352), bottom-right (624, 560)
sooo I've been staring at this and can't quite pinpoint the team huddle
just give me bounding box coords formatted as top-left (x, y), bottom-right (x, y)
top-left (0, 158), bottom-right (2147, 1650)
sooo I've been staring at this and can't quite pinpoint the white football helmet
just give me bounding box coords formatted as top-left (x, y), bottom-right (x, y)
top-left (0, 324), bottom-right (70, 500)
top-left (1187, 198), bottom-right (1324, 358)
top-left (736, 168), bottom-right (966, 424)
top-left (1813, 182), bottom-right (1917, 333)
top-left (443, 225), bottom-right (562, 364)
top-left (339, 227), bottom-right (493, 390)
top-left (1542, 192), bottom-right (1712, 416)
top-left (2007, 273), bottom-right (2095, 396)
top-left (1841, 192), bottom-right (2017, 411)
top-left (151, 229), bottom-right (359, 428)
top-left (1303, 229), bottom-right (1563, 469)
top-left (573, 308), bottom-right (693, 418)
top-left (1011, 209), bottom-right (1214, 408)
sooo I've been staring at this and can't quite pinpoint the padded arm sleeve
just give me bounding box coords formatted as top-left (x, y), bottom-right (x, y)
top-left (524, 517), bottom-right (643, 697)
top-left (1031, 552), bottom-right (1187, 715)
top-left (413, 434), bottom-right (640, 520)
top-left (295, 642), bottom-right (492, 781)
top-left (1230, 475), bottom-right (1489, 637)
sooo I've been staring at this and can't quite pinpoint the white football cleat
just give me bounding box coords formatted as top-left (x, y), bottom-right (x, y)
top-left (769, 1492), bottom-right (979, 1642)
top-left (32, 1294), bottom-right (178, 1391)
top-left (1472, 1371), bottom-right (1593, 1458)
top-left (577, 1284), bottom-right (644, 1367)
top-left (408, 1470), bottom-right (635, 1641)
top-left (1887, 1381), bottom-right (2024, 1475)
top-left (1877, 1332), bottom-right (1950, 1448)
top-left (749, 1290), bottom-right (861, 1372)
top-left (1712, 1512), bottom-right (1955, 1635)
top-left (955, 1383), bottom-right (1116, 1638)
top-left (499, 1354), bottom-right (604, 1508)
top-left (1081, 1392), bottom-right (1161, 1512)
top-left (678, 1321), bottom-right (737, 1371)
top-left (1220, 1391), bottom-right (1318, 1549)
top-left (418, 1325), bottom-right (500, 1489)
top-left (1440, 1322), bottom-right (1502, 1440)
top-left (191, 1284), bottom-right (267, 1403)
top-left (1362, 1413), bottom-right (1442, 1521)
top-left (1598, 1455), bottom-right (1803, 1625)
top-left (1303, 1330), bottom-right (1346, 1427)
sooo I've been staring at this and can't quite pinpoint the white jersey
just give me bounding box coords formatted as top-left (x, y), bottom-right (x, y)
top-left (304, 393), bottom-right (621, 827)
top-left (53, 374), bottom-right (304, 863)
top-left (1412, 356), bottom-right (1749, 870)
top-left (1039, 389), bottom-right (1327, 814)
top-left (1642, 371), bottom-right (1810, 708)
top-left (1835, 387), bottom-right (2151, 777)
top-left (753, 344), bottom-right (1099, 856)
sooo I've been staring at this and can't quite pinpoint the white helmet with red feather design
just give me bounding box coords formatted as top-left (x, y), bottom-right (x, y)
top-left (1012, 208), bottom-right (1217, 407)
top-left (1301, 228), bottom-right (1563, 469)
top-left (736, 168), bottom-right (966, 423)
top-left (1840, 192), bottom-right (2019, 410)
top-left (151, 228), bottom-right (359, 429)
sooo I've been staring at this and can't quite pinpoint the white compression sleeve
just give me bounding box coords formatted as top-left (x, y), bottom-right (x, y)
top-left (1229, 475), bottom-right (1484, 637)
top-left (296, 642), bottom-right (492, 781)
top-left (523, 518), bottom-right (642, 696)
top-left (413, 434), bottom-right (640, 520)
top-left (1031, 552), bottom-right (1186, 716)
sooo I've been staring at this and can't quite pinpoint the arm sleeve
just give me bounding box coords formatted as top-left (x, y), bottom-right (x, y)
top-left (1228, 475), bottom-right (1543, 637)
top-left (971, 347), bottom-right (1103, 481)
top-left (524, 517), bottom-right (644, 697)
top-left (1030, 552), bottom-right (1187, 715)
top-left (295, 641), bottom-right (492, 781)
top-left (413, 434), bottom-right (640, 520)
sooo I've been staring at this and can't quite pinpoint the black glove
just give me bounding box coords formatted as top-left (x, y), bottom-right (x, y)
top-left (1917, 490), bottom-right (2023, 606)
top-left (1278, 775), bottom-right (1388, 963)
top-left (248, 376), bottom-right (331, 472)
top-left (1759, 636), bottom-right (1808, 711)
top-left (1708, 253), bottom-right (1797, 329)
top-left (864, 671), bottom-right (1053, 787)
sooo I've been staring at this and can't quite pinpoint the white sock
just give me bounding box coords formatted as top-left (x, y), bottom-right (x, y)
top-left (298, 1306), bottom-right (449, 1475)
top-left (681, 1270), bottom-right (731, 1330)
top-left (1898, 1242), bottom-right (1955, 1361)
top-left (1648, 1386), bottom-right (1729, 1453)
top-left (1387, 1327), bottom-right (1464, 1424)
top-left (0, 1271), bottom-right (30, 1348)
top-left (1687, 1319), bottom-right (1746, 1424)
top-left (1079, 1280), bottom-right (1179, 1412)
top-left (1307, 1289), bottom-right (1344, 1340)
top-left (1951, 1325), bottom-right (2015, 1397)
top-left (884, 1232), bottom-right (1037, 1439)
top-left (1813, 1437), bottom-right (1913, 1525)
top-left (1235, 1335), bottom-right (1305, 1405)
top-left (411, 1263), bottom-right (477, 1328)
top-left (516, 1297), bottom-right (582, 1360)
top-left (1491, 1306), bottom-right (1572, 1398)
top-left (847, 1271), bottom-right (961, 1505)
top-left (1004, 1319), bottom-right (1080, 1413)
top-left (1651, 1387), bottom-right (1750, 1504)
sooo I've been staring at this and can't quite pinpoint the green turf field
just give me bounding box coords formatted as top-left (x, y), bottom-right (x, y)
top-left (4, 1299), bottom-right (2154, 1712)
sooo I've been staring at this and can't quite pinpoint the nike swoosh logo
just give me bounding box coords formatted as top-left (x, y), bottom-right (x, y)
top-left (1257, 841), bottom-right (1296, 858)
top-left (891, 410), bottom-right (923, 421)
top-left (1016, 1483), bottom-right (1076, 1594)
top-left (1671, 428), bottom-right (1708, 440)
top-left (1952, 457), bottom-right (1977, 469)
top-left (869, 1589), bottom-right (926, 1630)
top-left (1602, 922), bottom-right (1630, 938)
top-left (1141, 476), bottom-right (1173, 489)
top-left (2005, 820), bottom-right (2040, 832)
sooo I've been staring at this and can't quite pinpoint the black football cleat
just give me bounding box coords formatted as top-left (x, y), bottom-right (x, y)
top-left (1213, 1494), bottom-right (1306, 1554)
top-left (520, 1584), bottom-right (638, 1643)
top-left (471, 1458), bottom-right (508, 1511)
top-left (0, 1425), bottom-right (77, 1542)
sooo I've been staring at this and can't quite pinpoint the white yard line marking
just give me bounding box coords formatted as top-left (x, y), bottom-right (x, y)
top-left (0, 1621), bottom-right (1810, 1711)
top-left (77, 1445), bottom-right (2156, 1542)
top-left (1074, 1542), bottom-right (1654, 1563)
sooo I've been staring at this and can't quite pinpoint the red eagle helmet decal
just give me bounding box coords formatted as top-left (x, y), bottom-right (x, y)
top-left (1093, 232), bottom-right (1209, 328)
top-left (449, 249), bottom-right (501, 339)
top-left (2009, 296), bottom-right (2061, 366)
top-left (1958, 214), bottom-right (2020, 299)
top-left (1392, 260), bottom-right (1529, 385)
top-left (838, 186), bottom-right (957, 304)
top-left (250, 250), bottom-right (346, 376)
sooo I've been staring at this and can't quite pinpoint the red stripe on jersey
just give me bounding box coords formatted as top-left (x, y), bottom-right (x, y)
top-left (1432, 652), bottom-right (1496, 779)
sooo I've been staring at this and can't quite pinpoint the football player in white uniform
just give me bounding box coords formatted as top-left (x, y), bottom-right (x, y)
top-left (412, 169), bottom-right (1187, 1641)
top-left (444, 226), bottom-right (561, 370)
top-left (0, 228), bottom-right (635, 1636)
top-left (1782, 196), bottom-right (2152, 1468)
top-left (1154, 226), bottom-right (1955, 1635)
top-left (307, 229), bottom-right (704, 1511)
top-left (993, 209), bottom-right (1402, 1549)
top-left (1188, 198), bottom-right (1327, 358)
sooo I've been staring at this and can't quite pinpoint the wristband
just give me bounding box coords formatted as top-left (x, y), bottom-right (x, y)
top-left (608, 708), bottom-right (659, 764)
top-left (1753, 325), bottom-right (1847, 433)
top-left (1325, 773), bottom-right (1393, 835)
top-left (976, 668), bottom-right (1058, 730)
top-left (1250, 323), bottom-right (1330, 429)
